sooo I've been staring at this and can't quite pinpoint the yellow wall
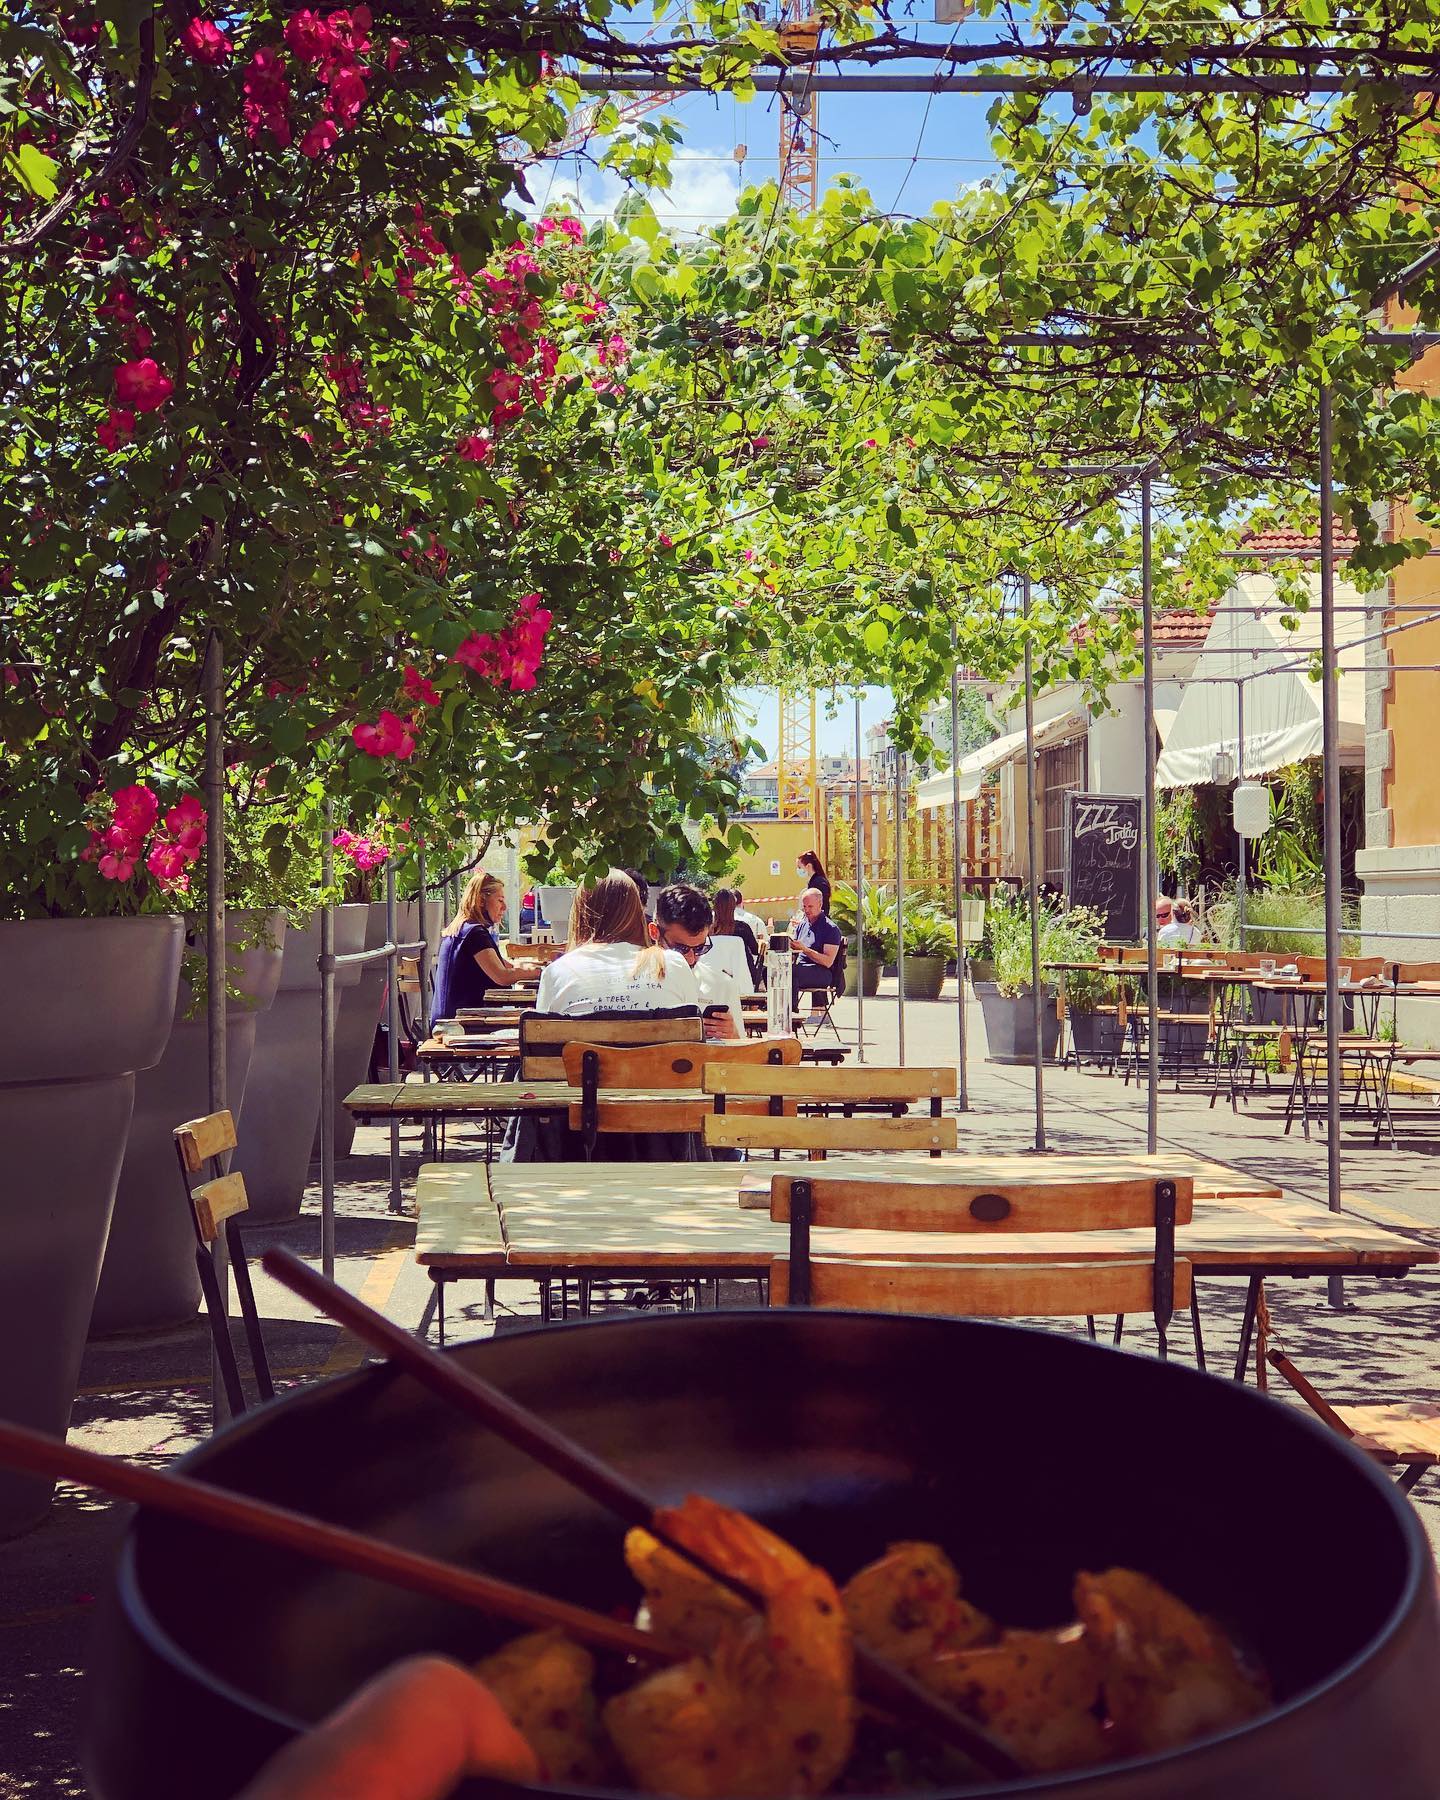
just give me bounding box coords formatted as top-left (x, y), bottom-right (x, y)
top-left (734, 820), bottom-right (821, 921)
top-left (1386, 338), bottom-right (1440, 849)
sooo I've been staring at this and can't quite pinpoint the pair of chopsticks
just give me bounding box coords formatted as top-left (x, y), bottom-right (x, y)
top-left (0, 1249), bottom-right (1022, 1782)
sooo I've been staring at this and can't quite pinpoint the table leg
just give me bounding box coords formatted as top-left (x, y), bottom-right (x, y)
top-left (1189, 1283), bottom-right (1207, 1374)
top-left (1233, 1275), bottom-right (1264, 1382)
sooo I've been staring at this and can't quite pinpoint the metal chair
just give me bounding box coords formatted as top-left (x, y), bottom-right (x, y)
top-left (173, 1109), bottom-right (273, 1415)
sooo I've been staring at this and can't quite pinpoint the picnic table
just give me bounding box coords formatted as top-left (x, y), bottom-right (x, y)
top-left (415, 1154), bottom-right (1436, 1374)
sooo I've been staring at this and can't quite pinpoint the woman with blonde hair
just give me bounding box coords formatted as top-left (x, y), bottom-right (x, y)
top-left (536, 870), bottom-right (700, 1015)
top-left (431, 873), bottom-right (539, 1020)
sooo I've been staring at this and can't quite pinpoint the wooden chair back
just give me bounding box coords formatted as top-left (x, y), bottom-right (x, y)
top-left (1391, 961), bottom-right (1440, 986)
top-left (768, 1168), bottom-right (1193, 1352)
top-left (172, 1110), bottom-right (273, 1412)
top-left (702, 1064), bottom-right (956, 1158)
top-left (1222, 950), bottom-right (1267, 970)
top-left (519, 1008), bottom-right (702, 1081)
top-left (1296, 955), bottom-right (1386, 985)
top-left (566, 1038), bottom-right (798, 1145)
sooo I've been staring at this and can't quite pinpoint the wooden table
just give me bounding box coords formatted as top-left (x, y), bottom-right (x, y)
top-left (416, 1156), bottom-right (1435, 1371)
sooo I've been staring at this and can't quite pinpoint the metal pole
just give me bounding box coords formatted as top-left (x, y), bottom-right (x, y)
top-left (319, 806), bottom-right (336, 1281)
top-left (853, 693), bottom-right (865, 1064)
top-left (1141, 475), bottom-right (1160, 1156)
top-left (1236, 680), bottom-right (1247, 943)
top-left (202, 632), bottom-right (229, 1430)
top-left (949, 631), bottom-right (970, 1109)
top-left (417, 840), bottom-right (430, 1038)
top-left (385, 859), bottom-right (402, 1213)
top-left (1318, 385), bottom-right (1346, 1307)
top-left (1021, 576), bottom-right (1047, 1152)
top-left (895, 747), bottom-right (906, 1066)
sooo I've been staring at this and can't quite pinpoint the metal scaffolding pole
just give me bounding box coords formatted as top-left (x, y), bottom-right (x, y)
top-left (1021, 576), bottom-right (1047, 1152)
top-left (1318, 385), bottom-right (1346, 1308)
top-left (319, 807), bottom-right (336, 1281)
top-left (949, 631), bottom-right (970, 1109)
top-left (417, 842), bottom-right (430, 1039)
top-left (1236, 680), bottom-right (1247, 943)
top-left (895, 748), bottom-right (906, 1066)
top-left (1141, 475), bottom-right (1160, 1156)
top-left (202, 632), bottom-right (229, 1430)
top-left (385, 860), bottom-right (403, 1214)
top-left (854, 693), bottom-right (866, 1064)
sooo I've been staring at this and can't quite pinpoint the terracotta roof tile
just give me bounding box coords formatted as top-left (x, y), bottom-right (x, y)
top-left (1237, 523), bottom-right (1359, 557)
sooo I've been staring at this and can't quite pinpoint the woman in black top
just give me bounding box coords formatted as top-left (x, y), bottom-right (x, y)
top-left (796, 849), bottom-right (831, 914)
top-left (712, 887), bottom-right (762, 988)
top-left (432, 873), bottom-right (539, 1018)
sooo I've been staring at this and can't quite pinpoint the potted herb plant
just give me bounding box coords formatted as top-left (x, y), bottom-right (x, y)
top-left (828, 882), bottom-right (892, 997)
top-left (901, 906), bottom-right (958, 1001)
top-left (976, 894), bottom-right (1104, 1064)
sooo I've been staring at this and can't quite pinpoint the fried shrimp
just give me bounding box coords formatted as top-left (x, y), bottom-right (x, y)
top-left (1074, 1568), bottom-right (1271, 1756)
top-left (922, 1625), bottom-right (1108, 1774)
top-left (841, 1543), bottom-right (995, 1674)
top-left (474, 1629), bottom-right (614, 1785)
top-left (604, 1495), bottom-right (855, 1799)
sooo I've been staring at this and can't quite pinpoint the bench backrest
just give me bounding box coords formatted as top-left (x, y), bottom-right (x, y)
top-left (518, 1008), bottom-right (702, 1081)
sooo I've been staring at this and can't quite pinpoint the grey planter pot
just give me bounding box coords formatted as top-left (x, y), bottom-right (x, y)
top-left (90, 911), bottom-right (287, 1338)
top-left (845, 958), bottom-right (881, 998)
top-left (536, 885), bottom-right (576, 938)
top-left (900, 955), bottom-right (946, 1001)
top-left (976, 979), bottom-right (1061, 1064)
top-left (1066, 1008), bottom-right (1122, 1065)
top-left (0, 915), bottom-right (183, 1537)
top-left (234, 907), bottom-right (367, 1224)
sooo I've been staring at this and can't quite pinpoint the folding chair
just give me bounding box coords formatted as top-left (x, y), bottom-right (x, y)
top-left (173, 1109), bottom-right (273, 1416)
top-left (767, 1167), bottom-right (1192, 1360)
top-left (1256, 1288), bottom-right (1440, 1494)
top-left (702, 1063), bottom-right (957, 1159)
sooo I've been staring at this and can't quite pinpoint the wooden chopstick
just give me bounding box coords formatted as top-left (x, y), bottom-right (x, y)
top-left (263, 1247), bottom-right (1024, 1780)
top-left (0, 1421), bottom-right (671, 1666)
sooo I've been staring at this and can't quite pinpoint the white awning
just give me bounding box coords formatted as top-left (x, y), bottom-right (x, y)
top-left (915, 710), bottom-right (1087, 810)
top-left (1155, 573), bottom-right (1367, 789)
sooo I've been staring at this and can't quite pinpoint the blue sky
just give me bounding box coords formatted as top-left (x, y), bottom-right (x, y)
top-left (534, 13), bottom-right (1009, 754)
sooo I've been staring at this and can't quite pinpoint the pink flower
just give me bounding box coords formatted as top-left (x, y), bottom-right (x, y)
top-left (401, 665), bottom-right (440, 707)
top-left (453, 632), bottom-right (505, 678)
top-left (285, 9), bottom-right (341, 64)
top-left (326, 64), bottom-right (367, 128)
top-left (597, 333), bottom-right (629, 368)
top-left (504, 249), bottom-right (541, 284)
top-left (130, 323), bottom-right (154, 352)
top-left (162, 794), bottom-right (207, 857)
top-left (658, 533), bottom-right (673, 549)
top-left (534, 337), bottom-right (559, 381)
top-left (742, 548), bottom-right (756, 562)
top-left (98, 285), bottom-right (137, 326)
top-left (97, 407), bottom-right (135, 450)
top-left (749, 433), bottom-right (770, 450)
top-left (300, 118), bottom-right (340, 158)
top-left (352, 709), bottom-right (417, 759)
top-left (114, 358), bottom-right (173, 413)
top-left (98, 852), bottom-right (137, 882)
top-left (490, 400), bottom-right (525, 431)
top-left (385, 35), bottom-right (408, 69)
top-left (182, 17), bottom-right (232, 63)
top-left (496, 322), bottom-right (532, 365)
top-left (448, 252), bottom-right (475, 306)
top-left (146, 840), bottom-right (191, 884)
top-left (395, 263), bottom-right (415, 302)
top-left (488, 369), bottom-right (524, 405)
top-left (242, 47), bottom-right (291, 146)
top-left (112, 784), bottom-right (160, 838)
top-left (456, 433), bottom-right (493, 463)
top-left (536, 215), bottom-right (584, 245)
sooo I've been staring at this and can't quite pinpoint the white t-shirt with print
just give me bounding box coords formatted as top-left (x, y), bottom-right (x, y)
top-left (694, 941), bottom-right (748, 1040)
top-left (535, 942), bottom-right (701, 1016)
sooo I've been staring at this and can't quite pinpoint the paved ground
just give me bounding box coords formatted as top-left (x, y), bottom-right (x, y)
top-left (4, 983), bottom-right (1438, 1793)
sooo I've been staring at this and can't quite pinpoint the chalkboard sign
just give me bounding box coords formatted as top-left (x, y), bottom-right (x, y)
top-left (1064, 792), bottom-right (1142, 940)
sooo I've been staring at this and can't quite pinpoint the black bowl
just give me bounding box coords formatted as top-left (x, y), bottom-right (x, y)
top-left (85, 1312), bottom-right (1440, 1798)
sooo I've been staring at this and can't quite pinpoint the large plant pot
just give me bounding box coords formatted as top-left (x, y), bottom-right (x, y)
top-left (1067, 1009), bottom-right (1121, 1065)
top-left (900, 954), bottom-right (946, 1001)
top-left (90, 912), bottom-right (287, 1338)
top-left (89, 1312), bottom-right (1440, 1800)
top-left (536, 885), bottom-right (576, 938)
top-left (234, 907), bottom-right (367, 1224)
top-left (845, 957), bottom-right (881, 998)
top-left (0, 915), bottom-right (183, 1536)
top-left (976, 979), bottom-right (1061, 1064)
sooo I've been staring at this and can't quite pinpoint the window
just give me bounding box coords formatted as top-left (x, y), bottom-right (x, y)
top-left (1039, 737), bottom-right (1087, 888)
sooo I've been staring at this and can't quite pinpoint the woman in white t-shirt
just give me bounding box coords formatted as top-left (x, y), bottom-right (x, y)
top-left (536, 872), bottom-right (701, 1015)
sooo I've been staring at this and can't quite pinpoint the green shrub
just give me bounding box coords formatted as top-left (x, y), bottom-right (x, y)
top-left (1206, 884), bottom-right (1359, 956)
top-left (986, 892), bottom-right (1107, 998)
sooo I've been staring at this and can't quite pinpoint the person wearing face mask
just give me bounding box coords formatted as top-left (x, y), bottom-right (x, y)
top-left (795, 849), bottom-right (831, 914)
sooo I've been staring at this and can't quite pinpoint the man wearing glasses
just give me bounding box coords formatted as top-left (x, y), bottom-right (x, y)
top-left (653, 885), bottom-right (745, 1041)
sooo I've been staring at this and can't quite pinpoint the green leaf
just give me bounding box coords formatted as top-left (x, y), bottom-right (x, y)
top-left (10, 142), bottom-right (58, 201)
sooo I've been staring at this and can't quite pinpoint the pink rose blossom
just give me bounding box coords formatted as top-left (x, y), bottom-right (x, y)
top-left (242, 47), bottom-right (291, 146)
top-left (326, 63), bottom-right (367, 128)
top-left (300, 118), bottom-right (340, 158)
top-left (98, 286), bottom-right (137, 326)
top-left (114, 358), bottom-right (173, 413)
top-left (385, 35), bottom-right (408, 69)
top-left (456, 433), bottom-right (493, 463)
top-left (97, 408), bottom-right (135, 451)
top-left (488, 369), bottom-right (524, 405)
top-left (401, 665), bottom-right (441, 707)
top-left (182, 16), bottom-right (232, 62)
top-left (112, 784), bottom-right (160, 838)
top-left (98, 852), bottom-right (137, 882)
top-left (352, 709), bottom-right (417, 760)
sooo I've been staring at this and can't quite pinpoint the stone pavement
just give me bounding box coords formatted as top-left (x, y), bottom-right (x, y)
top-left (3, 982), bottom-right (1438, 1793)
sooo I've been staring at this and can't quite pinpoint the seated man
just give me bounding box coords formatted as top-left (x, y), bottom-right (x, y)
top-left (790, 887), bottom-right (843, 1013)
top-left (652, 883), bottom-right (744, 1040)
